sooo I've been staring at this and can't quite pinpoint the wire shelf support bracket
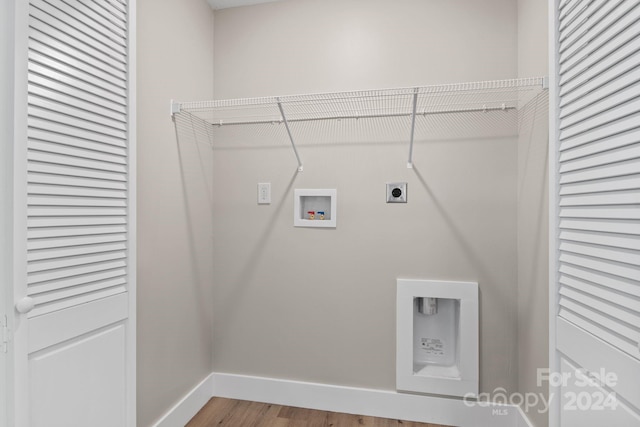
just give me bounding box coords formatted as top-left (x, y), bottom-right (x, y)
top-left (407, 88), bottom-right (419, 169)
top-left (277, 98), bottom-right (304, 172)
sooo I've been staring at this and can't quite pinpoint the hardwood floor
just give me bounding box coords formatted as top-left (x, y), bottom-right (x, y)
top-left (186, 397), bottom-right (453, 427)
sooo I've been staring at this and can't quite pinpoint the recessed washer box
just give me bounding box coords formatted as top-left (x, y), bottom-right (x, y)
top-left (294, 189), bottom-right (337, 228)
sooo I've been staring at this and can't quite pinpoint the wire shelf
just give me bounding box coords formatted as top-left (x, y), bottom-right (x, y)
top-left (175, 77), bottom-right (545, 125)
top-left (172, 77), bottom-right (547, 169)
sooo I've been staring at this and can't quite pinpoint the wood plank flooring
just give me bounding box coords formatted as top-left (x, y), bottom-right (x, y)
top-left (186, 397), bottom-right (453, 427)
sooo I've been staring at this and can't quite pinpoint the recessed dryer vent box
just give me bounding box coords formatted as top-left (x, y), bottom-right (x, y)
top-left (396, 279), bottom-right (479, 398)
top-left (294, 189), bottom-right (337, 228)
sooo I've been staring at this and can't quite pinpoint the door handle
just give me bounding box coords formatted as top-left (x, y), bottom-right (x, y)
top-left (15, 297), bottom-right (35, 314)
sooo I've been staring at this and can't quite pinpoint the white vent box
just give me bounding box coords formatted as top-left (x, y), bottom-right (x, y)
top-left (396, 279), bottom-right (479, 397)
top-left (294, 189), bottom-right (337, 228)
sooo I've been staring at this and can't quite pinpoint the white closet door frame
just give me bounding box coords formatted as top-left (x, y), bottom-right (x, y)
top-left (548, 0), bottom-right (560, 424)
top-left (9, 0), bottom-right (137, 425)
top-left (128, 3), bottom-right (138, 424)
top-left (0, 1), bottom-right (16, 424)
top-left (12, 1), bottom-right (30, 423)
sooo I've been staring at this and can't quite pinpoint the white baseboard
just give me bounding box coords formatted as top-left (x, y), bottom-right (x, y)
top-left (152, 373), bottom-right (213, 427)
top-left (211, 372), bottom-right (524, 427)
top-left (152, 372), bottom-right (536, 427)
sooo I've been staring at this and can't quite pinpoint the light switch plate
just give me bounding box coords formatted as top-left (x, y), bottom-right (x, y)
top-left (258, 183), bottom-right (271, 204)
top-left (386, 182), bottom-right (407, 203)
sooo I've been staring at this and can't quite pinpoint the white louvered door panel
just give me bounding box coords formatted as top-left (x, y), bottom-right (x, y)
top-left (11, 0), bottom-right (136, 426)
top-left (551, 0), bottom-right (640, 426)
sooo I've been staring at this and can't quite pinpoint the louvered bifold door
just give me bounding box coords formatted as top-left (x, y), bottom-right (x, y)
top-left (551, 0), bottom-right (640, 426)
top-left (13, 0), bottom-right (135, 425)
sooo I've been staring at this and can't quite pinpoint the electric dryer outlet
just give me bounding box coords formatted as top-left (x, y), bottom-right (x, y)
top-left (386, 182), bottom-right (407, 203)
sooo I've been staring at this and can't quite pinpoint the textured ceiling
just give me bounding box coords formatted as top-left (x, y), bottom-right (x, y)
top-left (207, 0), bottom-right (283, 10)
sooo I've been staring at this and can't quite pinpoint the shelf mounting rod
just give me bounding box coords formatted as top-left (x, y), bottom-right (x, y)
top-left (277, 98), bottom-right (304, 172)
top-left (407, 88), bottom-right (419, 169)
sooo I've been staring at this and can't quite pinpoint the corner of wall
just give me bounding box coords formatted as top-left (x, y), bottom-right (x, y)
top-left (516, 1), bottom-right (550, 426)
top-left (137, 0), bottom-right (215, 425)
top-left (211, 8), bottom-right (216, 101)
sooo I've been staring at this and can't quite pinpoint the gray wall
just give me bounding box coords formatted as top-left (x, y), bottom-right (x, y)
top-left (212, 0), bottom-right (522, 394)
top-left (136, 1), bottom-right (215, 426)
top-left (133, 1), bottom-right (551, 424)
top-left (215, 0), bottom-right (518, 99)
top-left (517, 0), bottom-right (549, 425)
